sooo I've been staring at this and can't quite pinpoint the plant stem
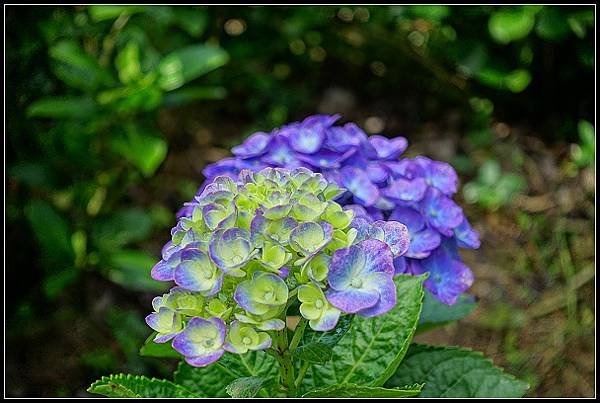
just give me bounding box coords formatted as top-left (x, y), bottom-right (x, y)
top-left (295, 360), bottom-right (310, 388)
top-left (288, 318), bottom-right (307, 353)
top-left (275, 328), bottom-right (297, 397)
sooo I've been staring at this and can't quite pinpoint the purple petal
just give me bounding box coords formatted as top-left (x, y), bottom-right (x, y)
top-left (185, 350), bottom-right (225, 367)
top-left (286, 125), bottom-right (325, 154)
top-left (368, 135), bottom-right (408, 160)
top-left (340, 166), bottom-right (380, 206)
top-left (405, 228), bottom-right (441, 259)
top-left (325, 126), bottom-right (364, 152)
top-left (393, 256), bottom-right (408, 275)
top-left (370, 221), bottom-right (410, 257)
top-left (201, 158), bottom-right (243, 180)
top-left (311, 308), bottom-right (341, 331)
top-left (410, 247), bottom-right (474, 305)
top-left (232, 132), bottom-right (272, 158)
top-left (454, 218), bottom-right (481, 249)
top-left (418, 157), bottom-right (458, 195)
top-left (344, 205), bottom-right (373, 223)
top-left (389, 206), bottom-right (425, 233)
top-left (151, 259), bottom-right (175, 281)
top-left (386, 158), bottom-right (425, 180)
top-left (366, 161), bottom-right (389, 184)
top-left (356, 274), bottom-right (397, 317)
top-left (349, 217), bottom-right (372, 242)
top-left (208, 228), bottom-right (253, 270)
top-left (154, 333), bottom-right (177, 343)
top-left (260, 135), bottom-right (303, 167)
top-left (302, 114), bottom-right (340, 127)
top-left (172, 317), bottom-right (226, 358)
top-left (422, 188), bottom-right (464, 237)
top-left (296, 148), bottom-right (356, 169)
top-left (326, 288), bottom-right (380, 313)
top-left (383, 177), bottom-right (427, 202)
top-left (359, 239), bottom-right (395, 276)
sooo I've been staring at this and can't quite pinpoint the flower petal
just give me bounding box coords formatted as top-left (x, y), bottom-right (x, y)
top-left (326, 288), bottom-right (379, 313)
top-left (370, 220), bottom-right (410, 257)
top-left (185, 350), bottom-right (225, 367)
top-left (382, 178), bottom-right (427, 202)
top-left (368, 135), bottom-right (408, 160)
top-left (340, 166), bottom-right (380, 206)
top-left (357, 273), bottom-right (396, 317)
top-left (232, 132), bottom-right (271, 158)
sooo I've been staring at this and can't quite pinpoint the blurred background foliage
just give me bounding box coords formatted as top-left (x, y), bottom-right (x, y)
top-left (6, 5), bottom-right (594, 397)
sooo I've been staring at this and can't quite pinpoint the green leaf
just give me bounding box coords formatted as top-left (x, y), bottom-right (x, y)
top-left (110, 125), bottom-right (168, 176)
top-left (43, 268), bottom-right (79, 299)
top-left (172, 7), bottom-right (209, 37)
top-left (504, 69), bottom-right (531, 93)
top-left (107, 250), bottom-right (166, 292)
top-left (49, 40), bottom-right (115, 91)
top-left (294, 315), bottom-right (352, 363)
top-left (92, 208), bottom-right (154, 251)
top-left (386, 344), bottom-right (529, 397)
top-left (27, 96), bottom-right (96, 119)
top-left (417, 291), bottom-right (477, 334)
top-left (225, 376), bottom-right (268, 398)
top-left (25, 199), bottom-right (74, 267)
top-left (302, 383), bottom-right (424, 398)
top-left (88, 374), bottom-right (197, 397)
top-left (173, 351), bottom-right (278, 397)
top-left (157, 44), bottom-right (229, 91)
top-left (535, 7), bottom-right (571, 41)
top-left (139, 332), bottom-right (181, 359)
top-left (115, 42), bottom-right (142, 84)
top-left (299, 274), bottom-right (426, 392)
top-left (161, 86), bottom-right (227, 107)
top-left (488, 8), bottom-right (537, 44)
top-left (88, 5), bottom-right (147, 22)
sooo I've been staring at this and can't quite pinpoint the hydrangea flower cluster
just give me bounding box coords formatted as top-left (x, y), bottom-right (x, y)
top-left (147, 167), bottom-right (410, 367)
top-left (182, 115), bottom-right (479, 305)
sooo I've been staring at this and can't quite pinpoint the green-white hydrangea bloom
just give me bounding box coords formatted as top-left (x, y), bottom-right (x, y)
top-left (146, 167), bottom-right (410, 367)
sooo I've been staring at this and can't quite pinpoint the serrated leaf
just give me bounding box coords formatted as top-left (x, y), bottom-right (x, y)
top-left (386, 344), bottom-right (529, 397)
top-left (139, 332), bottom-right (181, 359)
top-left (157, 44), bottom-right (229, 91)
top-left (225, 376), bottom-right (268, 398)
top-left (294, 315), bottom-right (352, 363)
top-left (173, 351), bottom-right (278, 397)
top-left (87, 374), bottom-right (197, 397)
top-left (417, 291), bottom-right (477, 334)
top-left (302, 383), bottom-right (423, 398)
top-left (299, 274), bottom-right (426, 392)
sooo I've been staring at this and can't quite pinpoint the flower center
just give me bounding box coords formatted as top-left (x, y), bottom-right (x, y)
top-left (314, 299), bottom-right (324, 309)
top-left (242, 337), bottom-right (252, 345)
top-left (203, 270), bottom-right (213, 279)
top-left (350, 278), bottom-right (363, 288)
top-left (264, 291), bottom-right (275, 301)
top-left (203, 339), bottom-right (215, 348)
top-left (231, 255), bottom-right (243, 264)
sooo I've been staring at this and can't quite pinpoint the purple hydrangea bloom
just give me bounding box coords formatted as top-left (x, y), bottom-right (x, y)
top-left (172, 316), bottom-right (227, 367)
top-left (326, 239), bottom-right (396, 317)
top-left (184, 115), bottom-right (479, 304)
